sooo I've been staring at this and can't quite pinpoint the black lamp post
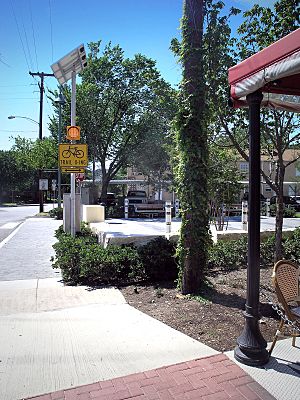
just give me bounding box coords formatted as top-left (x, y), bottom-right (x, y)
top-left (234, 90), bottom-right (269, 366)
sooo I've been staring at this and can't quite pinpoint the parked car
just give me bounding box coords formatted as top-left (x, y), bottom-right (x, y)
top-left (126, 190), bottom-right (148, 204)
top-left (241, 192), bottom-right (266, 204)
top-left (270, 195), bottom-right (300, 212)
top-left (97, 192), bottom-right (117, 207)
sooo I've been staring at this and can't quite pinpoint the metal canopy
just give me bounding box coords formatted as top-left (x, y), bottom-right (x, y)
top-left (229, 28), bottom-right (300, 112)
top-left (51, 44), bottom-right (87, 85)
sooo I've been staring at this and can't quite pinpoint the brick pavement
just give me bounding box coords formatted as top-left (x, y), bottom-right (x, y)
top-left (24, 354), bottom-right (275, 400)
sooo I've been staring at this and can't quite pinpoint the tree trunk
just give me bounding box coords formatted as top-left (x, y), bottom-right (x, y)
top-left (177, 0), bottom-right (209, 294)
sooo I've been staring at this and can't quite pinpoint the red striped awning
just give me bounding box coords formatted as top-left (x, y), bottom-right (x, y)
top-left (228, 28), bottom-right (300, 112)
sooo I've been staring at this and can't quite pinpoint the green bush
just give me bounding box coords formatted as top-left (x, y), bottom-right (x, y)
top-left (78, 244), bottom-right (145, 284)
top-left (269, 204), bottom-right (296, 217)
top-left (137, 237), bottom-right (178, 281)
top-left (283, 227), bottom-right (300, 263)
top-left (207, 237), bottom-right (248, 271)
top-left (49, 207), bottom-right (63, 220)
top-left (52, 225), bottom-right (144, 284)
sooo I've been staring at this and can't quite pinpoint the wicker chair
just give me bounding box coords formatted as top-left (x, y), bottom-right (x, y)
top-left (269, 260), bottom-right (300, 355)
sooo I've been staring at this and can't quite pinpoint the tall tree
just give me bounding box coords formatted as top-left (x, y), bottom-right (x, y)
top-left (49, 41), bottom-right (176, 203)
top-left (173, 0), bottom-right (209, 294)
top-left (204, 0), bottom-right (299, 261)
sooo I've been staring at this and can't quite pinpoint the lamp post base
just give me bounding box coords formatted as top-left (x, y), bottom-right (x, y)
top-left (234, 312), bottom-right (269, 366)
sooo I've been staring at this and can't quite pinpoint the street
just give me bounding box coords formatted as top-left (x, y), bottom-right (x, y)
top-left (0, 203), bottom-right (55, 243)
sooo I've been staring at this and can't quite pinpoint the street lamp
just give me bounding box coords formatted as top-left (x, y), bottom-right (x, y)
top-left (8, 115), bottom-right (39, 126)
top-left (54, 89), bottom-right (66, 208)
top-left (8, 114), bottom-right (44, 212)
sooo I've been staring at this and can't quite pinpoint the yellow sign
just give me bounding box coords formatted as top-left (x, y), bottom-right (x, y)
top-left (66, 125), bottom-right (80, 140)
top-left (59, 144), bottom-right (88, 167)
top-left (61, 167), bottom-right (85, 173)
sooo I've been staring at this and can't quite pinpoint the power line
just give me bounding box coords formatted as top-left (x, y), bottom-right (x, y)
top-left (0, 130), bottom-right (37, 132)
top-left (10, 0), bottom-right (30, 70)
top-left (29, 0), bottom-right (39, 70)
top-left (20, 6), bottom-right (34, 70)
top-left (48, 0), bottom-right (54, 62)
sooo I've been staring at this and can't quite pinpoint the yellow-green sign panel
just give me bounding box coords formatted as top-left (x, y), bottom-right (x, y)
top-left (59, 144), bottom-right (88, 167)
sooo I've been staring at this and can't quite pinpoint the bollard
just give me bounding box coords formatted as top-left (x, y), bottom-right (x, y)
top-left (175, 199), bottom-right (180, 218)
top-left (242, 200), bottom-right (248, 230)
top-left (124, 198), bottom-right (129, 219)
top-left (165, 200), bottom-right (172, 236)
top-left (266, 198), bottom-right (270, 217)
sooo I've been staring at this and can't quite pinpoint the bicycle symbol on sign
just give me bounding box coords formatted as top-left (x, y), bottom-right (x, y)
top-left (62, 146), bottom-right (84, 159)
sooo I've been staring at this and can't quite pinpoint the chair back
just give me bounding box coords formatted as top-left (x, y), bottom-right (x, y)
top-left (273, 260), bottom-right (299, 313)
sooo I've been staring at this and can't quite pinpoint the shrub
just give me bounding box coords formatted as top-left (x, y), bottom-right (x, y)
top-left (208, 237), bottom-right (248, 271)
top-left (260, 235), bottom-right (276, 267)
top-left (51, 225), bottom-right (144, 285)
top-left (269, 204), bottom-right (296, 217)
top-left (78, 245), bottom-right (145, 284)
top-left (137, 237), bottom-right (178, 281)
top-left (283, 227), bottom-right (300, 263)
top-left (49, 207), bottom-right (63, 220)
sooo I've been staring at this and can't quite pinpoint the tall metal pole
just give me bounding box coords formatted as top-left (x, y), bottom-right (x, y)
top-left (70, 69), bottom-right (76, 237)
top-left (57, 87), bottom-right (63, 208)
top-left (234, 90), bottom-right (269, 366)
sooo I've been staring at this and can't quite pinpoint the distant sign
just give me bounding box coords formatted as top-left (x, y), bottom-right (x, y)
top-left (75, 173), bottom-right (85, 181)
top-left (66, 125), bottom-right (80, 140)
top-left (39, 179), bottom-right (48, 191)
top-left (59, 144), bottom-right (88, 167)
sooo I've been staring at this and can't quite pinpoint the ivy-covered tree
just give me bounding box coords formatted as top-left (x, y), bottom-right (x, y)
top-left (173, 0), bottom-right (209, 294)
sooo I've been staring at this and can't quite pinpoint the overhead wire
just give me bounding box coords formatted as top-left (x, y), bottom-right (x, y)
top-left (10, 0), bottom-right (31, 71)
top-left (48, 0), bottom-right (54, 62)
top-left (20, 5), bottom-right (34, 71)
top-left (28, 0), bottom-right (39, 70)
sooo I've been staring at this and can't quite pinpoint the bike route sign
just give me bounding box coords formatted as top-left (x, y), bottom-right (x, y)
top-left (59, 144), bottom-right (88, 167)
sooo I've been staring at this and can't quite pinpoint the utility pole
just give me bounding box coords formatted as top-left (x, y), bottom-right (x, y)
top-left (29, 71), bottom-right (54, 213)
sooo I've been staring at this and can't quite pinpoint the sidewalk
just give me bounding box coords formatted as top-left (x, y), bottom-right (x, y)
top-left (0, 217), bottom-right (299, 400)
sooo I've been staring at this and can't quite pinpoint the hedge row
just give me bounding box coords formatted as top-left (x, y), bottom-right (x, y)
top-left (52, 224), bottom-right (300, 285)
top-left (51, 223), bottom-right (178, 285)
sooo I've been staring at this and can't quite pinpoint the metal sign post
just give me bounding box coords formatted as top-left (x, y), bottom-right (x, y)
top-left (70, 69), bottom-right (76, 237)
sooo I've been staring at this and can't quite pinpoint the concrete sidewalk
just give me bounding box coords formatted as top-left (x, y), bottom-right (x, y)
top-left (0, 217), bottom-right (299, 400)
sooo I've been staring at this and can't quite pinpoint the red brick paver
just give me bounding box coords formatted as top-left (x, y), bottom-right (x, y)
top-left (24, 354), bottom-right (275, 400)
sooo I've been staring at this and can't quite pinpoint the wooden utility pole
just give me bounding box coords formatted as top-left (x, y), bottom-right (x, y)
top-left (29, 71), bottom-right (54, 213)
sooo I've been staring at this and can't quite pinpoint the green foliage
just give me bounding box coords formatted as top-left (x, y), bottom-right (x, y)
top-left (48, 207), bottom-right (63, 220)
top-left (78, 244), bottom-right (145, 284)
top-left (282, 228), bottom-right (300, 264)
top-left (208, 237), bottom-right (248, 271)
top-left (207, 228), bottom-right (300, 270)
top-left (52, 230), bottom-right (98, 283)
top-left (137, 237), bottom-right (178, 281)
top-left (49, 40), bottom-right (175, 202)
top-left (0, 149), bottom-right (36, 199)
top-left (52, 224), bottom-right (144, 285)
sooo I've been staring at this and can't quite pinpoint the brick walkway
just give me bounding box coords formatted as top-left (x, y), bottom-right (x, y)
top-left (25, 354), bottom-right (275, 400)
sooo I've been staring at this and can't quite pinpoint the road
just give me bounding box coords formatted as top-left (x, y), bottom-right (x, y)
top-left (0, 203), bottom-right (56, 243)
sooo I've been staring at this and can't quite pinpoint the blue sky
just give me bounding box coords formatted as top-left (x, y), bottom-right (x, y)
top-left (0, 0), bottom-right (277, 151)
